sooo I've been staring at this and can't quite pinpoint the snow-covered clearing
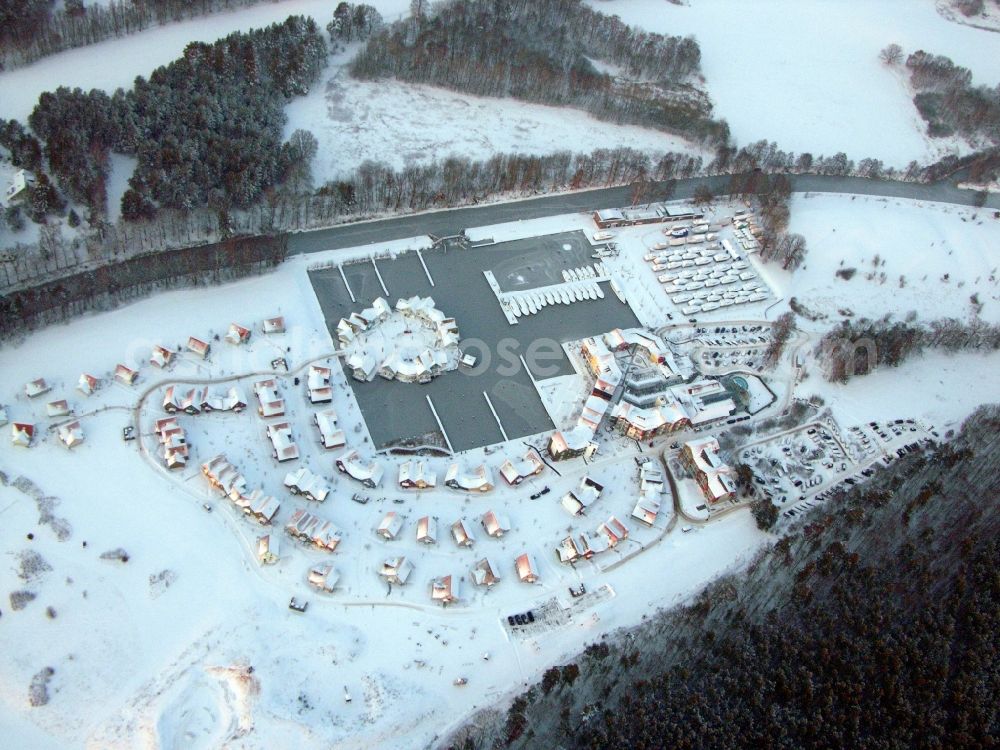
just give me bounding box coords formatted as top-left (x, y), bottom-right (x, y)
top-left (935, 0), bottom-right (1000, 33)
top-left (775, 193), bottom-right (1000, 326)
top-left (105, 154), bottom-right (137, 224)
top-left (589, 0), bottom-right (1000, 165)
top-left (800, 347), bottom-right (1000, 435)
top-left (285, 46), bottom-right (698, 182)
top-left (0, 0), bottom-right (413, 123)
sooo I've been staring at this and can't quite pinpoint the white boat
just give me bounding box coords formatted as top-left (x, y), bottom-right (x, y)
top-left (706, 294), bottom-right (722, 302)
top-left (561, 270), bottom-right (571, 282)
top-left (518, 297), bottom-right (530, 316)
top-left (568, 269), bottom-right (579, 281)
top-left (705, 279), bottom-right (721, 288)
top-left (701, 302), bottom-right (720, 311)
top-left (587, 284), bottom-right (598, 300)
top-left (560, 290), bottom-right (571, 304)
top-left (610, 280), bottom-right (627, 304)
top-left (595, 284), bottom-right (605, 299)
top-left (573, 286), bottom-right (584, 302)
top-left (542, 291), bottom-right (553, 305)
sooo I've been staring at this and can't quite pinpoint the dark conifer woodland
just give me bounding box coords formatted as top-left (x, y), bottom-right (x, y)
top-left (351, 0), bottom-right (730, 148)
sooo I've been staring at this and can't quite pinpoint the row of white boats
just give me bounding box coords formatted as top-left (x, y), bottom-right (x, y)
top-left (504, 280), bottom-right (605, 317)
top-left (500, 263), bottom-right (628, 318)
top-left (560, 263), bottom-right (605, 282)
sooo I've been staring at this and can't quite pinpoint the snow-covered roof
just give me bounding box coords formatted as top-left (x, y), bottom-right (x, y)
top-left (600, 516), bottom-right (629, 545)
top-left (451, 519), bottom-right (476, 547)
top-left (313, 409), bottom-right (345, 449)
top-left (253, 379), bottom-right (285, 418)
top-left (377, 512), bottom-right (403, 539)
top-left (266, 421), bottom-right (299, 462)
top-left (549, 424), bottom-right (594, 457)
top-left (631, 495), bottom-right (661, 526)
top-left (256, 534), bottom-right (280, 565)
top-left (283, 466), bottom-right (330, 502)
top-left (581, 337), bottom-right (622, 387)
top-left (46, 399), bottom-right (71, 418)
top-left (308, 562), bottom-right (339, 592)
top-left (150, 346), bottom-right (174, 369)
top-left (515, 553), bottom-right (538, 583)
top-left (4, 169), bottom-right (34, 203)
top-left (481, 510), bottom-right (511, 537)
top-left (379, 556), bottom-right (413, 585)
top-left (444, 462), bottom-right (493, 492)
top-left (187, 337), bottom-right (210, 358)
top-left (225, 323), bottom-right (251, 345)
top-left (335, 449), bottom-right (383, 487)
top-left (611, 398), bottom-right (689, 435)
top-left (285, 508), bottom-right (340, 551)
top-left (417, 516), bottom-right (437, 544)
top-left (114, 364), bottom-right (138, 385)
top-left (347, 351), bottom-right (378, 381)
top-left (430, 574), bottom-right (460, 604)
top-left (237, 489), bottom-right (281, 524)
top-left (261, 316), bottom-right (285, 334)
top-left (11, 422), bottom-right (34, 447)
top-left (77, 373), bottom-right (100, 395)
top-left (24, 378), bottom-right (50, 398)
top-left (471, 557), bottom-right (500, 587)
top-left (498, 452), bottom-right (543, 485)
top-left (201, 454), bottom-right (249, 499)
top-left (307, 364), bottom-right (332, 403)
top-left (398, 460), bottom-right (437, 489)
top-left (57, 420), bottom-right (84, 449)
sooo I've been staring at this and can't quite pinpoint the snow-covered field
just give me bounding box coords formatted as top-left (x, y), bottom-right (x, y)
top-left (800, 347), bottom-right (1000, 435)
top-left (589, 0), bottom-right (1000, 165)
top-left (777, 193), bottom-right (1000, 326)
top-left (285, 47), bottom-right (698, 181)
top-left (0, 0), bottom-right (412, 124)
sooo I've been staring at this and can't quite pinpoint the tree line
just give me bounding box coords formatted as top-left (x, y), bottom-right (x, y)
top-left (816, 315), bottom-right (1000, 382)
top-left (448, 404), bottom-right (1000, 749)
top-left (0, 235), bottom-right (287, 340)
top-left (24, 16), bottom-right (327, 220)
top-left (350, 0), bottom-right (729, 148)
top-left (0, 0), bottom-right (276, 70)
top-left (906, 49), bottom-right (1000, 146)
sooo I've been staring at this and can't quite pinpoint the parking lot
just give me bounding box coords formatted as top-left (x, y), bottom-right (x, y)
top-left (642, 213), bottom-right (773, 317)
top-left (309, 238), bottom-right (639, 453)
top-left (739, 422), bottom-right (852, 508)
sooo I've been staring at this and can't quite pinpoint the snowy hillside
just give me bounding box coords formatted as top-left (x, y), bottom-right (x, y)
top-left (777, 193), bottom-right (1000, 326)
top-left (589, 0), bottom-right (1000, 165)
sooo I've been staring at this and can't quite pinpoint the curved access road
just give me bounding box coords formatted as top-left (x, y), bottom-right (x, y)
top-left (288, 174), bottom-right (1000, 256)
